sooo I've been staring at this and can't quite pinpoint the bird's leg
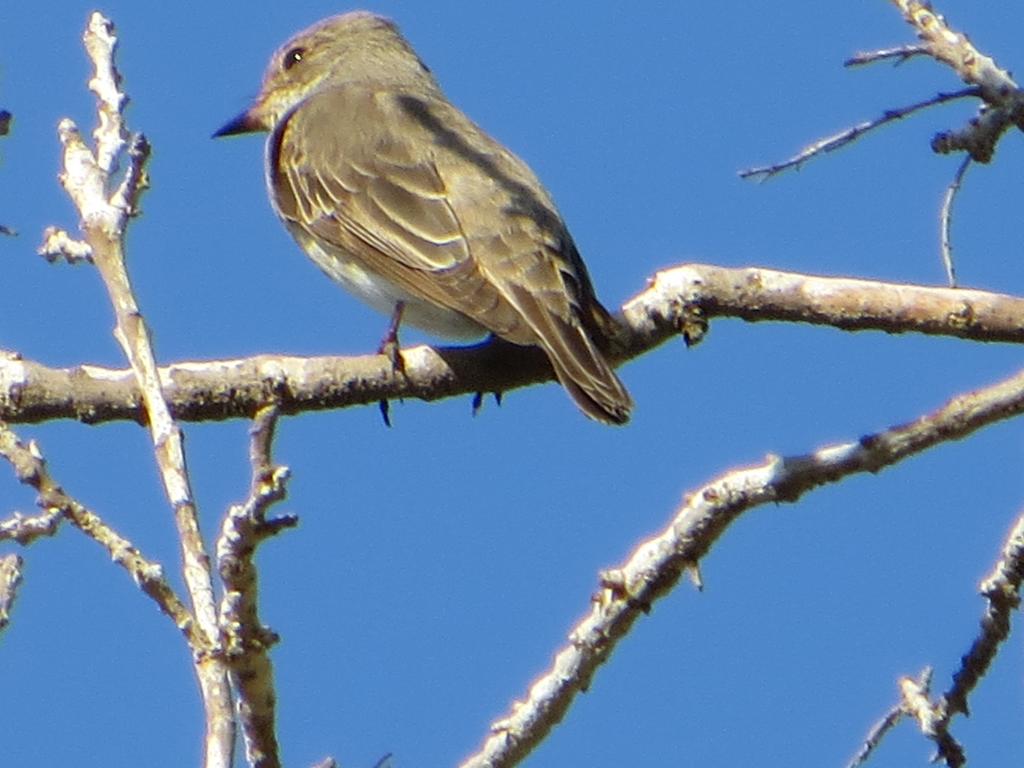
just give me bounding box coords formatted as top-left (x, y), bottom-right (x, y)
top-left (378, 301), bottom-right (406, 373)
top-left (377, 301), bottom-right (406, 427)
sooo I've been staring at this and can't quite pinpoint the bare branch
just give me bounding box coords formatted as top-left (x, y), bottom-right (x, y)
top-left (0, 422), bottom-right (196, 637)
top-left (898, 671), bottom-right (965, 767)
top-left (460, 363), bottom-right (1024, 767)
top-left (890, 2), bottom-right (1020, 105)
top-left (217, 406), bottom-right (296, 768)
top-left (743, 1), bottom-right (1024, 279)
top-left (930, 105), bottom-right (1015, 163)
top-left (845, 44), bottom-right (928, 67)
top-left (939, 156), bottom-right (970, 287)
top-left (739, 89), bottom-right (977, 180)
top-left (888, 1), bottom-right (1024, 163)
top-left (0, 553), bottom-right (24, 635)
top-left (38, 226), bottom-right (94, 263)
top-left (943, 508), bottom-right (1024, 716)
top-left (846, 704), bottom-right (904, 768)
top-left (51, 13), bottom-right (233, 767)
top-left (835, 467), bottom-right (1024, 767)
top-left (6, 265), bottom-right (1024, 426)
top-left (1, 507), bottom-right (63, 545)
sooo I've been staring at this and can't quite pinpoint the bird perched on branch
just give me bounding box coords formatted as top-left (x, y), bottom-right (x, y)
top-left (214, 11), bottom-right (632, 424)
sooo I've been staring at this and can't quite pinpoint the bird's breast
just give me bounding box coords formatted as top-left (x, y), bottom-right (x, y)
top-left (289, 227), bottom-right (488, 340)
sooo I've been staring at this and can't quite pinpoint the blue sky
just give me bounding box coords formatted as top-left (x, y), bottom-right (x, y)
top-left (3, 2), bottom-right (1024, 767)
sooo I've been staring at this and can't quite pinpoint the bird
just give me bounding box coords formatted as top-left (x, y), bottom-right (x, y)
top-left (213, 11), bottom-right (632, 424)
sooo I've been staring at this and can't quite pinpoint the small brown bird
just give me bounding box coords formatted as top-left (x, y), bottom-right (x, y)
top-left (214, 11), bottom-right (632, 424)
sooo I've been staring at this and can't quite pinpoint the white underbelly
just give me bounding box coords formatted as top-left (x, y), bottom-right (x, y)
top-left (294, 233), bottom-right (488, 340)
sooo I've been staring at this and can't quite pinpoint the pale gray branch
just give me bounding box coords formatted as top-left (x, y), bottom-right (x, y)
top-left (0, 553), bottom-right (24, 635)
top-left (51, 13), bottom-right (234, 768)
top-left (739, 89), bottom-right (977, 179)
top-left (460, 362), bottom-right (1024, 767)
top-left (217, 406), bottom-right (296, 768)
top-left (6, 265), bottom-right (1024, 427)
top-left (898, 670), bottom-right (965, 767)
top-left (0, 422), bottom-right (195, 637)
top-left (943, 508), bottom-right (1024, 714)
top-left (939, 157), bottom-right (971, 287)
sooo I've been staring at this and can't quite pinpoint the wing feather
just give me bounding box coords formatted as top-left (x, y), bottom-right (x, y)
top-left (271, 84), bottom-right (632, 422)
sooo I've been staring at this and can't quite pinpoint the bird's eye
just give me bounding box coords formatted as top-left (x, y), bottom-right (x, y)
top-left (282, 46), bottom-right (306, 70)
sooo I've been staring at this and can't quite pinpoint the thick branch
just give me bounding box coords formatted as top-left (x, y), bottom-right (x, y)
top-left (4, 265), bottom-right (1024, 425)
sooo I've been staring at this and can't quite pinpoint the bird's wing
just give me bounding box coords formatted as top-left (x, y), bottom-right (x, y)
top-left (391, 91), bottom-right (633, 423)
top-left (272, 85), bottom-right (529, 339)
top-left (273, 85), bottom-right (631, 422)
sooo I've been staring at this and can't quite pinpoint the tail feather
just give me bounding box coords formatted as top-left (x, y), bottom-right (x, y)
top-left (548, 348), bottom-right (632, 425)
top-left (507, 283), bottom-right (632, 424)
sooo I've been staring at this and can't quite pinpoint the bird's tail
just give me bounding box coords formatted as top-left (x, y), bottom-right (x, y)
top-left (513, 287), bottom-right (633, 424)
top-left (549, 345), bottom-right (633, 425)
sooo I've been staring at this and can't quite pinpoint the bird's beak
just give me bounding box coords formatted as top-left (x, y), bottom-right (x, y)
top-left (212, 108), bottom-right (262, 138)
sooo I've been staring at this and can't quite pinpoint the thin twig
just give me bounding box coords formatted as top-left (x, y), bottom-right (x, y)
top-left (845, 44), bottom-right (928, 67)
top-left (745, 1), bottom-right (1024, 282)
top-left (846, 704), bottom-right (904, 768)
top-left (939, 156), bottom-right (970, 287)
top-left (460, 362), bottom-right (1024, 767)
top-left (740, 88), bottom-right (978, 179)
top-left (0, 422), bottom-right (196, 637)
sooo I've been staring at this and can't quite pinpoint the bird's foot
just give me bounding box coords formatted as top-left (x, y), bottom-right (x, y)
top-left (377, 301), bottom-right (407, 375)
top-left (377, 302), bottom-right (407, 427)
top-left (471, 391), bottom-right (503, 417)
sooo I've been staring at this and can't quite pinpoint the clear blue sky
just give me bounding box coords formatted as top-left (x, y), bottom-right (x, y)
top-left (3, 2), bottom-right (1023, 767)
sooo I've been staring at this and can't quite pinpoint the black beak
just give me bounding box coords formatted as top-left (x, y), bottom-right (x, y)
top-left (212, 110), bottom-right (261, 138)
